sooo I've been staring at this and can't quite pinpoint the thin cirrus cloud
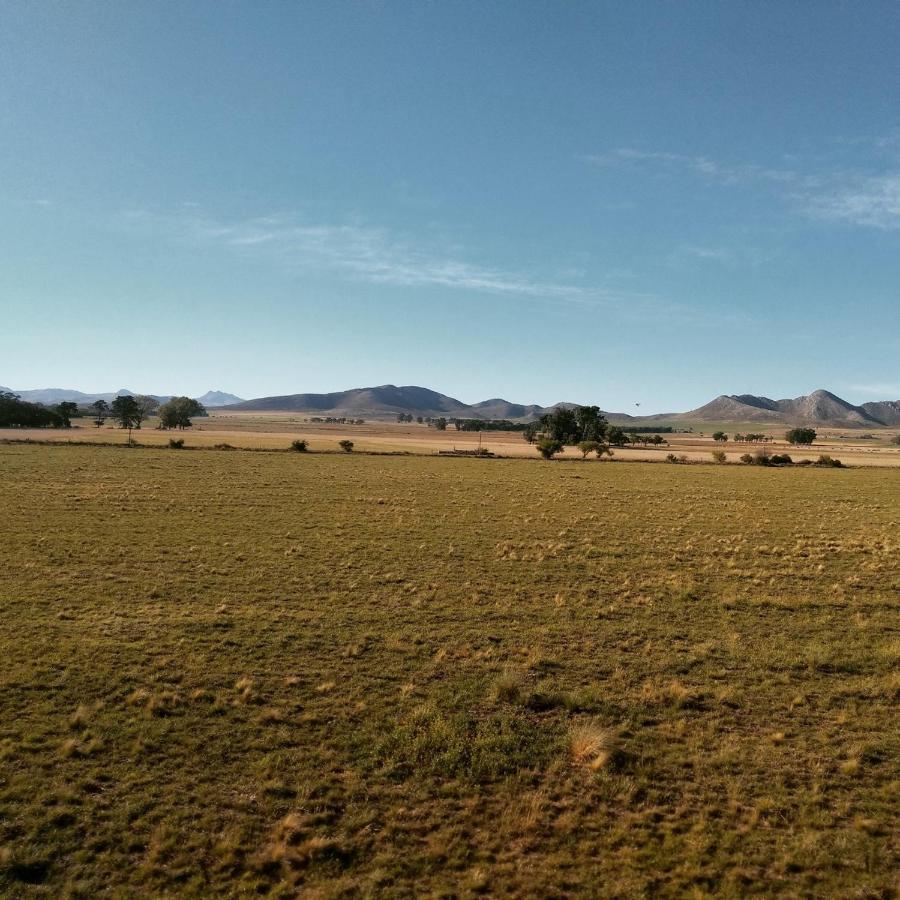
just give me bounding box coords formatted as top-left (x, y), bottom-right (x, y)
top-left (584, 146), bottom-right (900, 229)
top-left (581, 148), bottom-right (803, 187)
top-left (806, 173), bottom-right (900, 229)
top-left (122, 208), bottom-right (738, 326)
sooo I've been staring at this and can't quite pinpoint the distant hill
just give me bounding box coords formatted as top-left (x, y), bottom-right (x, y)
top-left (8, 387), bottom-right (140, 405)
top-left (861, 400), bottom-right (900, 426)
top-left (226, 384), bottom-right (899, 427)
top-left (226, 385), bottom-right (479, 418)
top-left (469, 398), bottom-right (547, 420)
top-left (3, 387), bottom-right (242, 407)
top-left (675, 389), bottom-right (893, 427)
top-left (223, 385), bottom-right (660, 423)
top-left (195, 390), bottom-right (244, 407)
top-left (5, 381), bottom-right (898, 427)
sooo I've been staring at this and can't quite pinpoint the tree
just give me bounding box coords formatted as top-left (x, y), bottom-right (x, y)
top-left (892, 434), bottom-right (900, 446)
top-left (540, 407), bottom-right (579, 443)
top-left (339, 439), bottom-right (354, 452)
top-left (133, 395), bottom-right (159, 429)
top-left (90, 399), bottom-right (109, 428)
top-left (536, 437), bottom-right (564, 459)
top-left (785, 427), bottom-right (816, 446)
top-left (54, 401), bottom-right (79, 428)
top-left (712, 431), bottom-right (728, 442)
top-left (607, 426), bottom-right (627, 447)
top-left (158, 397), bottom-right (205, 430)
top-left (522, 423), bottom-right (539, 444)
top-left (540, 406), bottom-right (608, 445)
top-left (0, 392), bottom-right (63, 428)
top-left (290, 439), bottom-right (308, 452)
top-left (111, 395), bottom-right (141, 434)
top-left (574, 405), bottom-right (608, 442)
top-left (433, 417), bottom-right (447, 431)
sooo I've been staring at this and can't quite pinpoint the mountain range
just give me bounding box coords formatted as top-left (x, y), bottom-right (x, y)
top-left (0, 387), bottom-right (244, 408)
top-left (4, 383), bottom-right (898, 426)
top-left (680, 390), bottom-right (900, 427)
top-left (224, 385), bottom-right (900, 427)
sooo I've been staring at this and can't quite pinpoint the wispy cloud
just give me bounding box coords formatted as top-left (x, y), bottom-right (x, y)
top-left (804, 173), bottom-right (900, 229)
top-left (584, 144), bottom-right (900, 229)
top-left (666, 242), bottom-right (779, 269)
top-left (582, 148), bottom-right (803, 187)
top-left (122, 208), bottom-right (743, 326)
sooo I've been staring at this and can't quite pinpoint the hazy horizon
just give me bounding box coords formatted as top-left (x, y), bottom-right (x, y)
top-left (3, 378), bottom-right (899, 418)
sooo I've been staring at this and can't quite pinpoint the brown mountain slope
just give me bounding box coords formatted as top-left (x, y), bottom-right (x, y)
top-left (861, 400), bottom-right (900, 426)
top-left (675, 389), bottom-right (889, 426)
top-left (223, 385), bottom-right (898, 427)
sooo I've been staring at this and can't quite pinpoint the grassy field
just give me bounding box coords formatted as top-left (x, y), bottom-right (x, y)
top-left (0, 444), bottom-right (897, 897)
top-left (5, 411), bottom-right (900, 466)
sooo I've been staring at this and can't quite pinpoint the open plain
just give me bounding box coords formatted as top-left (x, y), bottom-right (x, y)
top-left (0, 443), bottom-right (897, 896)
top-left (5, 410), bottom-right (900, 467)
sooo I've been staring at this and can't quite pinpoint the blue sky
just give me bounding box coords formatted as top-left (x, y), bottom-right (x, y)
top-left (2, 1), bottom-right (899, 411)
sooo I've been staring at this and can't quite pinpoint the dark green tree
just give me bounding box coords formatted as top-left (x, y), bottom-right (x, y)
top-left (574, 405), bottom-right (608, 442)
top-left (785, 427), bottom-right (816, 446)
top-left (540, 407), bottom-right (578, 443)
top-left (158, 397), bottom-right (205, 430)
top-left (0, 392), bottom-right (63, 428)
top-left (90, 399), bottom-right (109, 428)
top-left (111, 395), bottom-right (141, 429)
top-left (134, 395), bottom-right (159, 429)
top-left (54, 401), bottom-right (79, 428)
top-left (536, 437), bottom-right (564, 459)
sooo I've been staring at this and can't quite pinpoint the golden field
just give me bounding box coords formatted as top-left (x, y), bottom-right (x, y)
top-left (4, 410), bottom-right (900, 466)
top-left (0, 443), bottom-right (897, 896)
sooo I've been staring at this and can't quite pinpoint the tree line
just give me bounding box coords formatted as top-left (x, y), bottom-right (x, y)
top-left (0, 392), bottom-right (77, 428)
top-left (309, 417), bottom-right (365, 424)
top-left (0, 392), bottom-right (206, 432)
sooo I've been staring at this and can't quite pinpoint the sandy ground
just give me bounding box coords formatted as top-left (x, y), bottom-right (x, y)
top-left (4, 414), bottom-right (900, 467)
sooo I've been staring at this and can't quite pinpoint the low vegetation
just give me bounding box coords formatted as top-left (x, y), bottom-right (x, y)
top-left (0, 445), bottom-right (895, 896)
top-left (0, 391), bottom-right (75, 428)
top-left (786, 427), bottom-right (817, 446)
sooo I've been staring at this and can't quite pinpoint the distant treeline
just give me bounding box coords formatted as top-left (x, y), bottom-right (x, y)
top-left (0, 392), bottom-right (76, 428)
top-left (308, 417), bottom-right (365, 424)
top-left (452, 419), bottom-right (529, 432)
top-left (0, 391), bottom-right (207, 431)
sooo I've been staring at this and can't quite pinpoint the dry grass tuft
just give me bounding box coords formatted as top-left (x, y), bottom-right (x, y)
top-left (491, 668), bottom-right (523, 703)
top-left (569, 721), bottom-right (620, 770)
top-left (68, 704), bottom-right (93, 729)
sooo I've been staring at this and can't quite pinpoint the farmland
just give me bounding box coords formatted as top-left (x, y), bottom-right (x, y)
top-left (0, 444), bottom-right (898, 896)
top-left (5, 409), bottom-right (900, 467)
